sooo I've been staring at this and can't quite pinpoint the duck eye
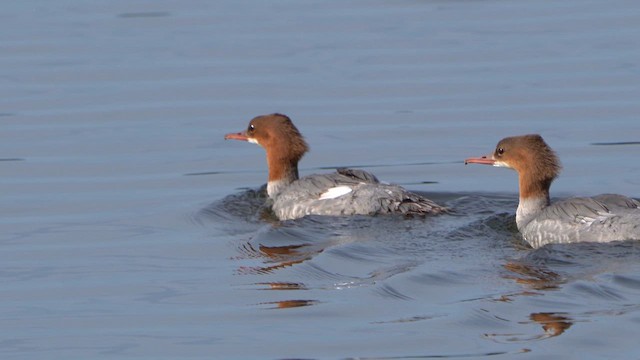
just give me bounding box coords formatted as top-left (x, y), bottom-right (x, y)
top-left (497, 148), bottom-right (505, 155)
top-left (248, 124), bottom-right (255, 133)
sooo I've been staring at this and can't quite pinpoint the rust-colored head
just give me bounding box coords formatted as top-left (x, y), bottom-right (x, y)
top-left (225, 113), bottom-right (309, 183)
top-left (465, 134), bottom-right (562, 198)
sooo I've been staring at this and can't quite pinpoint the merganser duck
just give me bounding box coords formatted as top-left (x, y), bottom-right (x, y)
top-left (224, 113), bottom-right (447, 220)
top-left (465, 134), bottom-right (640, 248)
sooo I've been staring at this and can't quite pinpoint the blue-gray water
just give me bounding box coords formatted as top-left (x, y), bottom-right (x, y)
top-left (2, 1), bottom-right (640, 359)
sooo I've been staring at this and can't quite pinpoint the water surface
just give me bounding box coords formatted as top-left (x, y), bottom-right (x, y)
top-left (2, 0), bottom-right (640, 359)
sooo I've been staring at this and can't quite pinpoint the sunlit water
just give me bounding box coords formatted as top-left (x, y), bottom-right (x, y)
top-left (2, 0), bottom-right (640, 359)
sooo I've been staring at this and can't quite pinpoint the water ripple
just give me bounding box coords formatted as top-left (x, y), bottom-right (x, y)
top-left (193, 186), bottom-right (274, 226)
top-left (202, 188), bottom-right (640, 355)
top-left (611, 274), bottom-right (640, 290)
top-left (343, 349), bottom-right (529, 359)
top-left (374, 284), bottom-right (413, 301)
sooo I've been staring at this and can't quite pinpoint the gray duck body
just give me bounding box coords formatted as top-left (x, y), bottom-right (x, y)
top-left (521, 194), bottom-right (640, 248)
top-left (272, 168), bottom-right (447, 220)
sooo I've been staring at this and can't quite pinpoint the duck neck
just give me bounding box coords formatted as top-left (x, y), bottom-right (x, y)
top-left (516, 174), bottom-right (552, 230)
top-left (266, 151), bottom-right (299, 198)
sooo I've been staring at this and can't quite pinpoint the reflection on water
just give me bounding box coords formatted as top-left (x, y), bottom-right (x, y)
top-left (529, 312), bottom-right (573, 338)
top-left (485, 312), bottom-right (572, 343)
top-left (503, 260), bottom-right (564, 291)
top-left (205, 186), bottom-right (640, 355)
top-left (236, 242), bottom-right (323, 275)
top-left (256, 282), bottom-right (308, 290)
top-left (259, 299), bottom-right (320, 309)
top-left (491, 241), bottom-right (640, 344)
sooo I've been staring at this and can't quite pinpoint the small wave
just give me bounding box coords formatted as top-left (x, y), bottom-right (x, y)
top-left (118, 11), bottom-right (170, 18)
top-left (191, 185), bottom-right (275, 226)
top-left (371, 314), bottom-right (447, 324)
top-left (374, 283), bottom-right (413, 301)
top-left (569, 281), bottom-right (627, 301)
top-left (591, 141), bottom-right (640, 146)
top-left (344, 349), bottom-right (530, 359)
top-left (612, 274), bottom-right (640, 290)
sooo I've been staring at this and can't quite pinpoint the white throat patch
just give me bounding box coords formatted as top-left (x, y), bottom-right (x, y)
top-left (248, 137), bottom-right (260, 145)
top-left (493, 160), bottom-right (511, 168)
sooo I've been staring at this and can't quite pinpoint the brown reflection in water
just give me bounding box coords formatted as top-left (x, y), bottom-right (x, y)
top-left (503, 260), bottom-right (564, 291)
top-left (487, 260), bottom-right (574, 342)
top-left (530, 312), bottom-right (572, 337)
top-left (259, 299), bottom-right (319, 309)
top-left (256, 282), bottom-right (308, 290)
top-left (485, 312), bottom-right (573, 342)
top-left (252, 274), bottom-right (315, 309)
top-left (236, 242), bottom-right (324, 275)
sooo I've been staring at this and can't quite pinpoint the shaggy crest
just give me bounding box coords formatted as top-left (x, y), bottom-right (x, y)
top-left (248, 113), bottom-right (309, 164)
top-left (494, 134), bottom-right (562, 199)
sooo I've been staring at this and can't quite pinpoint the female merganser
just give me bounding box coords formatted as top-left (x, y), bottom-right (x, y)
top-left (224, 113), bottom-right (447, 220)
top-left (465, 134), bottom-right (640, 248)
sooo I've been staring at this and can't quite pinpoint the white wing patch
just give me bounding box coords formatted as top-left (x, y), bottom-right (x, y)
top-left (319, 186), bottom-right (353, 200)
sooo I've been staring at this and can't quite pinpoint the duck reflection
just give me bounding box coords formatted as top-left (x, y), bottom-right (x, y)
top-left (503, 260), bottom-right (564, 291)
top-left (529, 312), bottom-right (572, 338)
top-left (259, 299), bottom-right (319, 309)
top-left (236, 242), bottom-right (325, 275)
top-left (239, 244), bottom-right (323, 309)
top-left (485, 312), bottom-right (573, 342)
top-left (256, 282), bottom-right (308, 290)
top-left (493, 260), bottom-right (573, 341)
top-left (234, 215), bottom-right (363, 275)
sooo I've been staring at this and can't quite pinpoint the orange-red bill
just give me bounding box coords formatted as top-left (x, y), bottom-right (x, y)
top-left (464, 155), bottom-right (495, 165)
top-left (224, 131), bottom-right (249, 141)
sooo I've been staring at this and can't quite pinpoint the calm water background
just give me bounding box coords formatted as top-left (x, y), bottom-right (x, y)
top-left (2, 0), bottom-right (640, 359)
